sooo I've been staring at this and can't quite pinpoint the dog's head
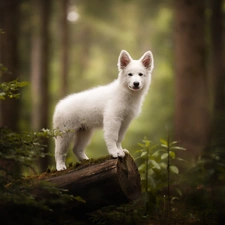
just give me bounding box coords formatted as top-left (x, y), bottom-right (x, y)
top-left (118, 50), bottom-right (154, 92)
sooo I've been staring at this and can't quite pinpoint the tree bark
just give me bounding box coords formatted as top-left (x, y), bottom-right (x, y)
top-left (0, 0), bottom-right (21, 176)
top-left (45, 154), bottom-right (141, 212)
top-left (31, 0), bottom-right (51, 172)
top-left (60, 0), bottom-right (69, 97)
top-left (0, 0), bottom-right (20, 131)
top-left (210, 0), bottom-right (225, 146)
top-left (174, 0), bottom-right (210, 159)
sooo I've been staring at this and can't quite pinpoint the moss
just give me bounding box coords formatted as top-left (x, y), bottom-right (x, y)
top-left (27, 155), bottom-right (113, 181)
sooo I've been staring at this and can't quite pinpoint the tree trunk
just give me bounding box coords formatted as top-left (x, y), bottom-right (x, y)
top-left (174, 0), bottom-right (209, 160)
top-left (31, 0), bottom-right (51, 172)
top-left (0, 0), bottom-right (20, 131)
top-left (60, 0), bottom-right (69, 97)
top-left (0, 0), bottom-right (21, 177)
top-left (45, 154), bottom-right (141, 212)
top-left (210, 0), bottom-right (225, 146)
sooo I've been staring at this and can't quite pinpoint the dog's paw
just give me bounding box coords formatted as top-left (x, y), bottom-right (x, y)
top-left (56, 164), bottom-right (67, 171)
top-left (111, 150), bottom-right (125, 158)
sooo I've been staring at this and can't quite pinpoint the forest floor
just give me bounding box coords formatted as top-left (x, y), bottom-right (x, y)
top-left (57, 203), bottom-right (212, 225)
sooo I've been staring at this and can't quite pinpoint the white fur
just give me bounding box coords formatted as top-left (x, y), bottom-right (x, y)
top-left (53, 50), bottom-right (154, 171)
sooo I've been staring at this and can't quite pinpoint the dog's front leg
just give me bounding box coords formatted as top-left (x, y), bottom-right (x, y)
top-left (103, 118), bottom-right (125, 158)
top-left (117, 118), bottom-right (131, 154)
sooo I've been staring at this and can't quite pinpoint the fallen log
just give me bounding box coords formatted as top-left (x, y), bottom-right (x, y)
top-left (45, 153), bottom-right (141, 211)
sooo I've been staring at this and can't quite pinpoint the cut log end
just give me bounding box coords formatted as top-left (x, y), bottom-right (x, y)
top-left (116, 154), bottom-right (142, 200)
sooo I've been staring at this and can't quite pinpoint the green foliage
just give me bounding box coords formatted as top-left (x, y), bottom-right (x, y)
top-left (182, 146), bottom-right (225, 223)
top-left (0, 127), bottom-right (76, 207)
top-left (135, 137), bottom-right (186, 215)
top-left (0, 64), bottom-right (28, 100)
top-left (134, 137), bottom-right (225, 223)
top-left (0, 79), bottom-right (28, 100)
top-left (0, 76), bottom-right (83, 220)
top-left (135, 137), bottom-right (185, 192)
top-left (189, 146), bottom-right (225, 187)
top-left (1, 179), bottom-right (75, 211)
top-left (0, 128), bottom-right (60, 175)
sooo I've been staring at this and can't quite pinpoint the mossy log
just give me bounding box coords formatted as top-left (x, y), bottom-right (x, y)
top-left (45, 153), bottom-right (141, 211)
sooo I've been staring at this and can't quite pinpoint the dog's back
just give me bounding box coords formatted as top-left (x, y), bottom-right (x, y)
top-left (53, 80), bottom-right (118, 131)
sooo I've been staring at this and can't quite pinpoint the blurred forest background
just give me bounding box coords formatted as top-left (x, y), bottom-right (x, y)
top-left (0, 0), bottom-right (224, 174)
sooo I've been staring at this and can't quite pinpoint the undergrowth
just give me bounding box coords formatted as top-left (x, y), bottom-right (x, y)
top-left (135, 137), bottom-right (186, 217)
top-left (0, 66), bottom-right (82, 224)
top-left (87, 137), bottom-right (225, 225)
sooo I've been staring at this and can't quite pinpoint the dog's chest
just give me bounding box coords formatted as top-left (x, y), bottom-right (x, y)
top-left (105, 94), bottom-right (142, 119)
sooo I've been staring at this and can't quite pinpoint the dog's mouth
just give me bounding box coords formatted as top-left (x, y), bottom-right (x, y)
top-left (129, 85), bottom-right (142, 91)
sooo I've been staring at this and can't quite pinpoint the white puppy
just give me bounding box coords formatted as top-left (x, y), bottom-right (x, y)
top-left (53, 50), bottom-right (154, 171)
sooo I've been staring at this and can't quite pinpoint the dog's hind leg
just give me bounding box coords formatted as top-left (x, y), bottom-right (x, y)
top-left (73, 129), bottom-right (93, 161)
top-left (55, 132), bottom-right (73, 171)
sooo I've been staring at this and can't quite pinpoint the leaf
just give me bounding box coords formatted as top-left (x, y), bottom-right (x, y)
top-left (138, 143), bottom-right (145, 148)
top-left (171, 146), bottom-right (186, 151)
top-left (152, 151), bottom-right (159, 158)
top-left (135, 149), bottom-right (142, 153)
top-left (160, 139), bottom-right (167, 145)
top-left (176, 157), bottom-right (187, 162)
top-left (169, 151), bottom-right (176, 159)
top-left (0, 92), bottom-right (6, 99)
top-left (161, 153), bottom-right (168, 160)
top-left (74, 196), bottom-right (86, 203)
top-left (170, 141), bottom-right (178, 145)
top-left (170, 165), bottom-right (179, 174)
top-left (148, 168), bottom-right (154, 176)
top-left (149, 144), bottom-right (159, 151)
top-left (161, 144), bottom-right (168, 149)
top-left (141, 151), bottom-right (147, 157)
top-left (143, 139), bottom-right (151, 147)
top-left (17, 81), bottom-right (29, 87)
top-left (152, 149), bottom-right (166, 157)
top-left (138, 163), bottom-right (146, 172)
top-left (160, 162), bottom-right (167, 169)
top-left (150, 159), bottom-right (161, 170)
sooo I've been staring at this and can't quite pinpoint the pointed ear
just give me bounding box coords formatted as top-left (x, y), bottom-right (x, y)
top-left (140, 51), bottom-right (154, 72)
top-left (118, 50), bottom-right (132, 70)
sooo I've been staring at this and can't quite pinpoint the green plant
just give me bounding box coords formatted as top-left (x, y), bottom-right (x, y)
top-left (0, 68), bottom-right (82, 222)
top-left (0, 64), bottom-right (28, 100)
top-left (183, 146), bottom-right (225, 224)
top-left (0, 128), bottom-right (60, 177)
top-left (135, 137), bottom-right (186, 216)
top-left (0, 127), bottom-right (76, 205)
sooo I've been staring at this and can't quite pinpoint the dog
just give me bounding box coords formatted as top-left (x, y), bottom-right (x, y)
top-left (53, 50), bottom-right (154, 171)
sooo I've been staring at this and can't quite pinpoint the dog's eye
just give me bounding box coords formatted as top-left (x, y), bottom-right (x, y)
top-left (128, 73), bottom-right (133, 76)
top-left (139, 73), bottom-right (143, 76)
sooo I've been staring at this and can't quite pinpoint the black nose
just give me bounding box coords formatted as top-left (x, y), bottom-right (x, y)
top-left (133, 82), bottom-right (139, 87)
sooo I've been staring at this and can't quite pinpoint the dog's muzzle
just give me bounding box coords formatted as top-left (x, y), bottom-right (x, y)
top-left (129, 82), bottom-right (141, 91)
